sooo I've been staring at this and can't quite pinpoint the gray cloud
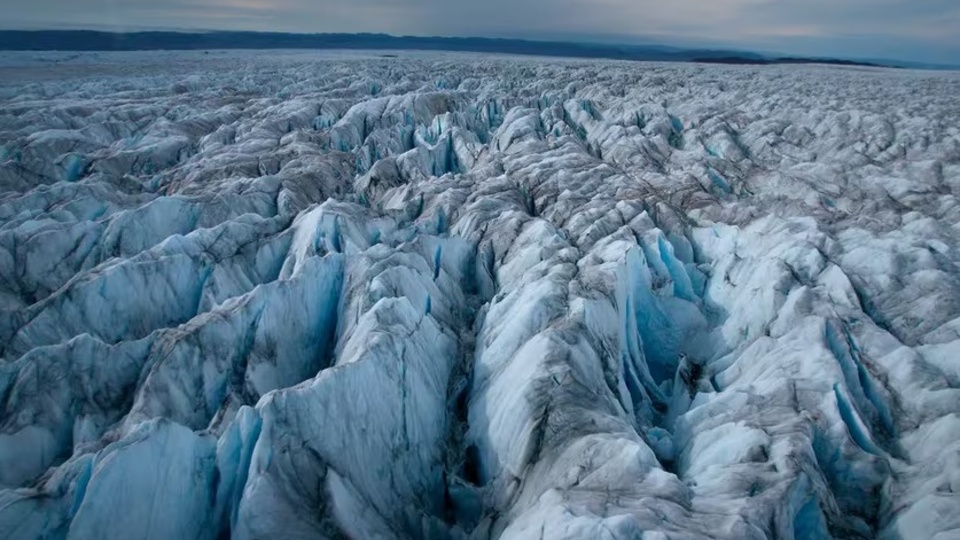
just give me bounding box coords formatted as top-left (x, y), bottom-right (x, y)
top-left (5, 0), bottom-right (959, 63)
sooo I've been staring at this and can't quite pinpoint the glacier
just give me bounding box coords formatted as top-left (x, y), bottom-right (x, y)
top-left (0, 49), bottom-right (959, 539)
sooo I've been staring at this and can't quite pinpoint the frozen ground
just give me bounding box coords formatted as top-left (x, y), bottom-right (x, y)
top-left (0, 50), bottom-right (959, 539)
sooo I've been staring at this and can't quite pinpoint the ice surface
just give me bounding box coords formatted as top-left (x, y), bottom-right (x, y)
top-left (0, 50), bottom-right (959, 539)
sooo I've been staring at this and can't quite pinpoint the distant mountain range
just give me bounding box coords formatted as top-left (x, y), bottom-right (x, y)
top-left (0, 30), bottom-right (914, 69)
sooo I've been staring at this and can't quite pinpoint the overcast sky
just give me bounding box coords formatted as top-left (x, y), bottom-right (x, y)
top-left (5, 0), bottom-right (960, 64)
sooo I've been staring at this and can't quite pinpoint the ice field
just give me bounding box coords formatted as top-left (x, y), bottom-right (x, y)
top-left (0, 50), bottom-right (959, 539)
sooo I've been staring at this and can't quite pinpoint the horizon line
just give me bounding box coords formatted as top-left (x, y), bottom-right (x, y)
top-left (1, 28), bottom-right (957, 70)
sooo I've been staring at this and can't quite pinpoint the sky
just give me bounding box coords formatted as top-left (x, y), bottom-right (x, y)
top-left (4, 0), bottom-right (960, 64)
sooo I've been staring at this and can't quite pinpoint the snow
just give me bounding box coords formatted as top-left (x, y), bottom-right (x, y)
top-left (0, 49), bottom-right (959, 539)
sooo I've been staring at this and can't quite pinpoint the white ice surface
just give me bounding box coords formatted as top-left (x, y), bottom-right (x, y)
top-left (0, 50), bottom-right (959, 539)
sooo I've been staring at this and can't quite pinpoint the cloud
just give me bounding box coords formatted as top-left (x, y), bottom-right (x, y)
top-left (5, 0), bottom-right (959, 63)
